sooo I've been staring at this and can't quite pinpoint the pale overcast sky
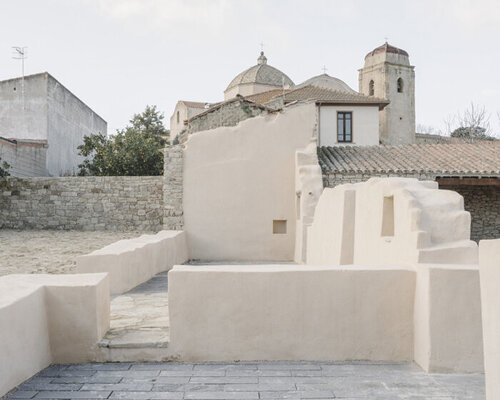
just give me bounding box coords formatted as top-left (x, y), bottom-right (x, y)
top-left (1, 0), bottom-right (499, 135)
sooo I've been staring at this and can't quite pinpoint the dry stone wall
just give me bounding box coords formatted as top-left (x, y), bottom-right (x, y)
top-left (163, 145), bottom-right (184, 230)
top-left (187, 98), bottom-right (270, 134)
top-left (323, 172), bottom-right (500, 242)
top-left (0, 176), bottom-right (163, 231)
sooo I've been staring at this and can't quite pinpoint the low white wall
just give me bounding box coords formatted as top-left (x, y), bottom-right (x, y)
top-left (76, 230), bottom-right (188, 294)
top-left (479, 239), bottom-right (500, 400)
top-left (0, 273), bottom-right (109, 398)
top-left (168, 264), bottom-right (415, 362)
top-left (413, 264), bottom-right (483, 373)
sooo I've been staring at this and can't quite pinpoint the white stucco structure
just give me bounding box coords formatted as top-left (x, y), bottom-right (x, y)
top-left (307, 178), bottom-right (478, 266)
top-left (0, 73), bottom-right (107, 176)
top-left (183, 103), bottom-right (317, 261)
top-left (479, 239), bottom-right (500, 399)
top-left (76, 231), bottom-right (188, 294)
top-left (0, 273), bottom-right (109, 398)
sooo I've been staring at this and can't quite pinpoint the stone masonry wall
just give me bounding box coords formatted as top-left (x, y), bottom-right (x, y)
top-left (323, 172), bottom-right (500, 242)
top-left (187, 99), bottom-right (269, 134)
top-left (0, 176), bottom-right (163, 231)
top-left (163, 145), bottom-right (184, 230)
top-left (438, 184), bottom-right (500, 242)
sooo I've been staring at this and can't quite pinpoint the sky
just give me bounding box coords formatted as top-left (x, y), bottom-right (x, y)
top-left (1, 0), bottom-right (500, 135)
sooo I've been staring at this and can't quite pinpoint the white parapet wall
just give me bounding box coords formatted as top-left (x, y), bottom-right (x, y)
top-left (479, 239), bottom-right (500, 400)
top-left (0, 273), bottom-right (109, 398)
top-left (168, 264), bottom-right (416, 362)
top-left (413, 264), bottom-right (483, 373)
top-left (76, 230), bottom-right (188, 294)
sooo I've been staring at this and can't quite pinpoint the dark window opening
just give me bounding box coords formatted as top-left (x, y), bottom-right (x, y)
top-left (337, 112), bottom-right (353, 143)
top-left (397, 78), bottom-right (403, 93)
top-left (369, 80), bottom-right (374, 96)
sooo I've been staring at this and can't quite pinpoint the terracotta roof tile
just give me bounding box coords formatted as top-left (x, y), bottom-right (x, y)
top-left (318, 142), bottom-right (500, 176)
top-left (282, 85), bottom-right (388, 107)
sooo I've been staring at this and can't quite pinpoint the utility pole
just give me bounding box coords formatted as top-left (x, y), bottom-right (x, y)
top-left (12, 47), bottom-right (27, 109)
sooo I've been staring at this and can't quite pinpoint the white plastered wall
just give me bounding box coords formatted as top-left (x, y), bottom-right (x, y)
top-left (0, 274), bottom-right (109, 398)
top-left (183, 103), bottom-right (317, 261)
top-left (307, 178), bottom-right (478, 266)
top-left (318, 105), bottom-right (379, 146)
top-left (479, 239), bottom-right (500, 399)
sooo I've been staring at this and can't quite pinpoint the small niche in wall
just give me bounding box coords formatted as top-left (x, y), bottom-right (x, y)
top-left (273, 220), bottom-right (287, 234)
top-left (381, 196), bottom-right (395, 237)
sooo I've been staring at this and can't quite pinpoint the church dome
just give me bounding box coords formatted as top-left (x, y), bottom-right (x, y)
top-left (225, 52), bottom-right (294, 95)
top-left (364, 42), bottom-right (410, 67)
top-left (365, 42), bottom-right (409, 59)
top-left (296, 73), bottom-right (356, 93)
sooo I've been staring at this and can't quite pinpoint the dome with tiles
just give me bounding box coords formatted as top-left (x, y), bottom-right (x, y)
top-left (225, 52), bottom-right (294, 94)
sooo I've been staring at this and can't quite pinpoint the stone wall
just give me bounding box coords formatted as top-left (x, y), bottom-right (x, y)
top-left (187, 98), bottom-right (271, 134)
top-left (323, 172), bottom-right (500, 242)
top-left (0, 176), bottom-right (163, 231)
top-left (438, 184), bottom-right (499, 242)
top-left (163, 145), bottom-right (184, 230)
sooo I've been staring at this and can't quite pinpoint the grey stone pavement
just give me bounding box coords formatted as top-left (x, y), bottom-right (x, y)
top-left (100, 272), bottom-right (170, 348)
top-left (2, 361), bottom-right (485, 400)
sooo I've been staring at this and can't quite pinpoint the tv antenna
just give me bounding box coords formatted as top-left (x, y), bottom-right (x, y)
top-left (12, 47), bottom-right (28, 109)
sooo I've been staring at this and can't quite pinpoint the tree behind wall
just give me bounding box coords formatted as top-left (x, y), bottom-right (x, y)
top-left (0, 157), bottom-right (10, 177)
top-left (78, 105), bottom-right (169, 176)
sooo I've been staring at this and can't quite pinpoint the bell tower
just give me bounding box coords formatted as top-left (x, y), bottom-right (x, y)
top-left (359, 42), bottom-right (415, 145)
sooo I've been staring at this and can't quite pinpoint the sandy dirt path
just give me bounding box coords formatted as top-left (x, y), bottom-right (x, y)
top-left (0, 230), bottom-right (151, 276)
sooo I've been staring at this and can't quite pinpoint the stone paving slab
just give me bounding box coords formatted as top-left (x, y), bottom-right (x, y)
top-left (2, 361), bottom-right (485, 400)
top-left (100, 273), bottom-right (170, 350)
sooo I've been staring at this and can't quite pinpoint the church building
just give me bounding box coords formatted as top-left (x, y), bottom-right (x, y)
top-left (170, 43), bottom-right (416, 146)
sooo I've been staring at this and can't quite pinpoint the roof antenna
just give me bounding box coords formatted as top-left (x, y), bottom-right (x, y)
top-left (12, 46), bottom-right (27, 110)
top-left (322, 65), bottom-right (328, 74)
top-left (384, 36), bottom-right (389, 44)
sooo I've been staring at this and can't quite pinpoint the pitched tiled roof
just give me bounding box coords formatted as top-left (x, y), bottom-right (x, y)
top-left (318, 142), bottom-right (500, 176)
top-left (282, 85), bottom-right (388, 107)
top-left (244, 89), bottom-right (285, 105)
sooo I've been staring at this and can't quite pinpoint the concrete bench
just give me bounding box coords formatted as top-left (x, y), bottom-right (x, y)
top-left (76, 230), bottom-right (188, 294)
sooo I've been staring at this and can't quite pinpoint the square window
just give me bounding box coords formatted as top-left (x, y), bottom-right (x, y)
top-left (273, 220), bottom-right (287, 234)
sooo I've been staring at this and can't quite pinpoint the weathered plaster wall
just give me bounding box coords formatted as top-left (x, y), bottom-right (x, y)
top-left (183, 103), bottom-right (316, 261)
top-left (0, 176), bottom-right (163, 231)
top-left (323, 172), bottom-right (499, 242)
top-left (0, 138), bottom-right (48, 177)
top-left (0, 74), bottom-right (48, 141)
top-left (46, 75), bottom-right (107, 176)
top-left (318, 105), bottom-right (379, 146)
top-left (0, 73), bottom-right (107, 176)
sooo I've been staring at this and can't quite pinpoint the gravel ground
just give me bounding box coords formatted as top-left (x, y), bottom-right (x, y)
top-left (0, 230), bottom-right (151, 276)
